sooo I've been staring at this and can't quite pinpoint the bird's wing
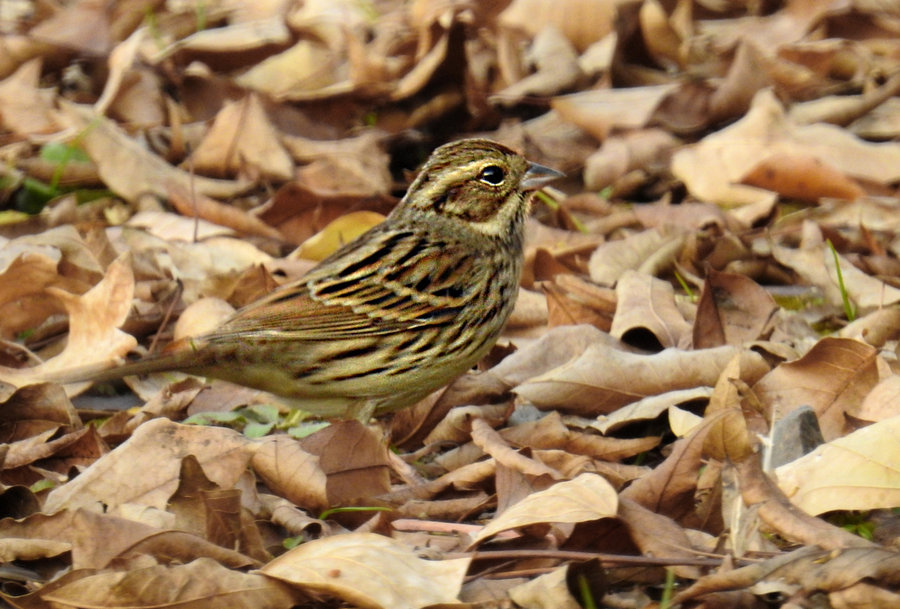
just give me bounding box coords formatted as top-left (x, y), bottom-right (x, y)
top-left (210, 230), bottom-right (478, 342)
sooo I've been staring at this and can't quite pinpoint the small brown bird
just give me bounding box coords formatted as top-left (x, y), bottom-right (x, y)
top-left (61, 139), bottom-right (562, 420)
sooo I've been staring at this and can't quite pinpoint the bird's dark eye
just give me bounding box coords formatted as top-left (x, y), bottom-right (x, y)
top-left (478, 165), bottom-right (506, 185)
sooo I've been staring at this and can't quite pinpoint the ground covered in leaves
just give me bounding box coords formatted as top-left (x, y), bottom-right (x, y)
top-left (2, 0), bottom-right (900, 607)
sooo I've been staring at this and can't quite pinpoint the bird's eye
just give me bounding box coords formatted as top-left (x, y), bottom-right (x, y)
top-left (478, 165), bottom-right (506, 185)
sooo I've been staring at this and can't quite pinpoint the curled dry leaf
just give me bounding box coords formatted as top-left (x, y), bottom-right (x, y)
top-left (0, 254), bottom-right (136, 391)
top-left (588, 227), bottom-right (687, 286)
top-left (470, 473), bottom-right (618, 546)
top-left (594, 387), bottom-right (713, 435)
top-left (735, 452), bottom-right (873, 550)
top-left (509, 565), bottom-right (582, 609)
top-left (68, 508), bottom-right (259, 572)
top-left (260, 532), bottom-right (470, 609)
top-left (611, 269), bottom-right (692, 349)
top-left (514, 343), bottom-right (743, 416)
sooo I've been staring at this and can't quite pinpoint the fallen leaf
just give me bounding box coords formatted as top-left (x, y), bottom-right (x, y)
top-left (260, 532), bottom-right (470, 609)
top-left (471, 473), bottom-right (618, 545)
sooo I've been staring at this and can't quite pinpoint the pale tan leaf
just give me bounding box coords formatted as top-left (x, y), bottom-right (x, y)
top-left (236, 39), bottom-right (349, 101)
top-left (54, 101), bottom-right (250, 201)
top-left (594, 387), bottom-right (713, 435)
top-left (553, 84), bottom-right (681, 140)
top-left (672, 89), bottom-right (900, 206)
top-left (771, 231), bottom-right (900, 313)
top-left (776, 415), bottom-right (900, 516)
top-left (471, 473), bottom-right (618, 545)
top-left (588, 227), bottom-right (687, 286)
top-left (260, 532), bottom-right (470, 609)
top-left (854, 375), bottom-right (900, 423)
top-left (0, 254), bottom-right (136, 390)
top-left (515, 343), bottom-right (741, 416)
top-left (668, 406), bottom-right (704, 438)
top-left (0, 58), bottom-right (58, 135)
top-left (189, 94), bottom-right (294, 181)
top-left (498, 0), bottom-right (617, 52)
top-left (508, 565), bottom-right (581, 609)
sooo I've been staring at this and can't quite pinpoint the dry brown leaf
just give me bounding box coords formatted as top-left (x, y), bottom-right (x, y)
top-left (189, 94), bottom-right (294, 181)
top-left (588, 227), bottom-right (687, 286)
top-left (44, 557), bottom-right (300, 609)
top-left (28, 0), bottom-right (113, 55)
top-left (69, 508), bottom-right (258, 571)
top-left (618, 498), bottom-right (702, 579)
top-left (753, 337), bottom-right (880, 441)
top-left (553, 84), bottom-right (681, 140)
top-left (471, 416), bottom-right (561, 479)
top-left (260, 532), bottom-right (470, 609)
top-left (776, 414), bottom-right (900, 516)
top-left (594, 387), bottom-right (713, 435)
top-left (55, 101), bottom-right (251, 201)
top-left (514, 342), bottom-right (742, 416)
top-left (167, 184), bottom-right (285, 241)
top-left (741, 152), bottom-right (865, 202)
top-left (0, 254), bottom-right (136, 391)
top-left (639, 0), bottom-right (682, 70)
top-left (237, 39), bottom-right (351, 101)
top-left (672, 89), bottom-right (900, 206)
top-left (693, 268), bottom-right (778, 349)
top-left (621, 416), bottom-right (717, 525)
top-left (508, 565), bottom-right (581, 609)
top-left (771, 229), bottom-right (900, 313)
top-left (673, 546), bottom-right (900, 606)
top-left (0, 250), bottom-right (74, 343)
top-left (498, 0), bottom-right (616, 52)
top-left (492, 26), bottom-right (583, 106)
top-left (853, 375), bottom-right (900, 423)
top-left (470, 473), bottom-right (618, 545)
top-left (839, 308), bottom-right (900, 348)
top-left (165, 15), bottom-right (291, 55)
top-left (583, 129), bottom-right (680, 191)
top-left (0, 58), bottom-right (58, 136)
top-left (42, 418), bottom-right (251, 514)
top-left (299, 421), bottom-right (392, 509)
top-left (707, 40), bottom-right (773, 123)
top-left (611, 270), bottom-right (692, 349)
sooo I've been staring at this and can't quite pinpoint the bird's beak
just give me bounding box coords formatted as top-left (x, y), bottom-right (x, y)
top-left (522, 162), bottom-right (564, 191)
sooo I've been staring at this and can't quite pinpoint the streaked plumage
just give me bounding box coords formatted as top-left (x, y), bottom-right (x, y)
top-left (60, 139), bottom-right (562, 419)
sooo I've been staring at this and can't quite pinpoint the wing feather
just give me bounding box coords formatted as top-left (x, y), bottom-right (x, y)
top-left (208, 228), bottom-right (477, 342)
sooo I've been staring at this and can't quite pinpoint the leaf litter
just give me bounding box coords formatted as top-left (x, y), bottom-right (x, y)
top-left (2, 1), bottom-right (900, 607)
